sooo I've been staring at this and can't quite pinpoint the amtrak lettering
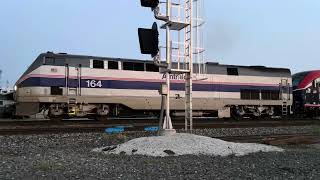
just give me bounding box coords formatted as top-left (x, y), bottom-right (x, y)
top-left (162, 74), bottom-right (185, 80)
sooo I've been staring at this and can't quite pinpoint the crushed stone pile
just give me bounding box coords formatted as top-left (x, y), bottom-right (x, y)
top-left (93, 133), bottom-right (284, 157)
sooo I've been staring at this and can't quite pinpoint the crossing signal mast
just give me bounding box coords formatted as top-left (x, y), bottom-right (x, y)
top-left (138, 0), bottom-right (206, 133)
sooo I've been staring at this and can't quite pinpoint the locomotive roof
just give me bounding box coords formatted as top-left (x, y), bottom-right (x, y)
top-left (41, 52), bottom-right (156, 64)
top-left (17, 52), bottom-right (291, 83)
top-left (41, 52), bottom-right (291, 72)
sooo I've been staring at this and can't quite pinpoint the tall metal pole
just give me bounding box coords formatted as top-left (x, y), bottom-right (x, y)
top-left (164, 0), bottom-right (172, 129)
top-left (189, 0), bottom-right (193, 131)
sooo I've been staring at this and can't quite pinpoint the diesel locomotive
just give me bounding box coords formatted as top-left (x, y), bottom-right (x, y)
top-left (293, 70), bottom-right (320, 116)
top-left (13, 52), bottom-right (298, 120)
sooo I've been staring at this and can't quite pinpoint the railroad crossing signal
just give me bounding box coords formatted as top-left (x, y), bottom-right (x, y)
top-left (139, 0), bottom-right (200, 134)
top-left (140, 0), bottom-right (159, 9)
top-left (138, 0), bottom-right (160, 58)
top-left (138, 0), bottom-right (176, 134)
top-left (138, 0), bottom-right (206, 132)
top-left (138, 22), bottom-right (159, 57)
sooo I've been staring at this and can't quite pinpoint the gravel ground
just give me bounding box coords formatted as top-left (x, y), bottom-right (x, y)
top-left (96, 133), bottom-right (284, 157)
top-left (0, 126), bottom-right (320, 180)
top-left (179, 125), bottom-right (318, 137)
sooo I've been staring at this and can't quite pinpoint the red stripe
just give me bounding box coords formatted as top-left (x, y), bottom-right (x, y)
top-left (298, 70), bottom-right (320, 89)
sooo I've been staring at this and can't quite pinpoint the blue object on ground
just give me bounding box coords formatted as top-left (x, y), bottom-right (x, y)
top-left (105, 126), bottom-right (125, 134)
top-left (144, 126), bottom-right (159, 132)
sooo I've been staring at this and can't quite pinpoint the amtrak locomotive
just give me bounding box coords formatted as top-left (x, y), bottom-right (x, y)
top-left (15, 52), bottom-right (320, 120)
top-left (14, 52), bottom-right (298, 120)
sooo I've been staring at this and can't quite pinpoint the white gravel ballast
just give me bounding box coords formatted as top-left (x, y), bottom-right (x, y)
top-left (94, 133), bottom-right (284, 157)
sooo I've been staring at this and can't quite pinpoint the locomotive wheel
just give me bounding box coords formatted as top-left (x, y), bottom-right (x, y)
top-left (232, 115), bottom-right (243, 121)
top-left (230, 110), bottom-right (243, 121)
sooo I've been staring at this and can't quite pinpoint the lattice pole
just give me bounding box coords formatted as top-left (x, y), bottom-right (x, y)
top-left (184, 0), bottom-right (193, 131)
top-left (158, 0), bottom-right (205, 132)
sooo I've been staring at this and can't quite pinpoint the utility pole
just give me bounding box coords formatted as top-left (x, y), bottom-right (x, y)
top-left (162, 0), bottom-right (174, 132)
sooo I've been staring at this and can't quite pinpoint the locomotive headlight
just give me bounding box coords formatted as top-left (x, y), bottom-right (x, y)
top-left (14, 85), bottom-right (17, 91)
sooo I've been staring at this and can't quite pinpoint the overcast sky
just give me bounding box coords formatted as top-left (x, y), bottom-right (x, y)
top-left (0, 0), bottom-right (319, 86)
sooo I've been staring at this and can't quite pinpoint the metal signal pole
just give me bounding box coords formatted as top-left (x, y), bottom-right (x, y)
top-left (163, 0), bottom-right (173, 131)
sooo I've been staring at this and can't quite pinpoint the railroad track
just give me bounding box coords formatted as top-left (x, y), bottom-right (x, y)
top-left (0, 122), bottom-right (154, 135)
top-left (1, 118), bottom-right (319, 145)
top-left (1, 125), bottom-right (319, 145)
top-left (217, 133), bottom-right (317, 142)
top-left (1, 117), bottom-right (319, 126)
top-left (0, 118), bottom-right (319, 135)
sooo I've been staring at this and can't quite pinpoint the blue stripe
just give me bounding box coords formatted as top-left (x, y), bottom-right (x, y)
top-left (18, 77), bottom-right (281, 92)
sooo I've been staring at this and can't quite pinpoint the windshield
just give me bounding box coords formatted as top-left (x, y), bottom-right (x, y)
top-left (292, 71), bottom-right (309, 89)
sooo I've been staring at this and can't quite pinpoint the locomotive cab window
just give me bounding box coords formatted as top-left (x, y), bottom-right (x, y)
top-left (55, 58), bottom-right (66, 66)
top-left (227, 67), bottom-right (239, 76)
top-left (44, 57), bottom-right (55, 65)
top-left (108, 61), bottom-right (119, 70)
top-left (123, 62), bottom-right (145, 71)
top-left (92, 60), bottom-right (104, 69)
top-left (146, 63), bottom-right (159, 72)
top-left (292, 71), bottom-right (309, 89)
